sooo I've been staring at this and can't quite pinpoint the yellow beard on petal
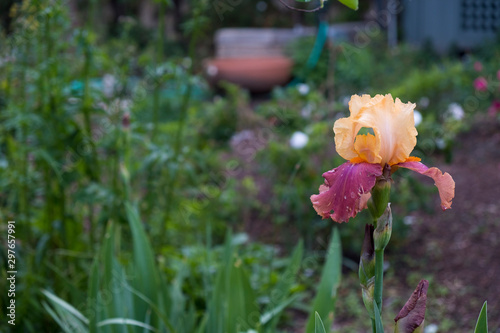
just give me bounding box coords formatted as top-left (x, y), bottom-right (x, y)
top-left (354, 133), bottom-right (381, 164)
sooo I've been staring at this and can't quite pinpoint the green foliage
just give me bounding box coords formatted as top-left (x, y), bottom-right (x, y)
top-left (338, 0), bottom-right (359, 10)
top-left (315, 312), bottom-right (327, 333)
top-left (305, 228), bottom-right (342, 333)
top-left (474, 302), bottom-right (488, 333)
top-left (42, 205), bottom-right (319, 333)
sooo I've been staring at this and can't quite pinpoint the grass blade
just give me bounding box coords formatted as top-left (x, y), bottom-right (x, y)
top-left (41, 289), bottom-right (89, 324)
top-left (305, 228), bottom-right (342, 333)
top-left (98, 318), bottom-right (158, 332)
top-left (474, 301), bottom-right (488, 333)
top-left (315, 312), bottom-right (327, 333)
top-left (338, 0), bottom-right (358, 10)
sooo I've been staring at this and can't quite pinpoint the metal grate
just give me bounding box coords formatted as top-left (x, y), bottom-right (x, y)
top-left (461, 0), bottom-right (500, 32)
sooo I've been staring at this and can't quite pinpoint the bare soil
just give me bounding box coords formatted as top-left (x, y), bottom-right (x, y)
top-left (399, 117), bottom-right (500, 331)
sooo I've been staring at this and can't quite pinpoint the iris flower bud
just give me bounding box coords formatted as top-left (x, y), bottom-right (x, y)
top-left (359, 224), bottom-right (376, 318)
top-left (394, 280), bottom-right (429, 333)
top-left (374, 204), bottom-right (392, 251)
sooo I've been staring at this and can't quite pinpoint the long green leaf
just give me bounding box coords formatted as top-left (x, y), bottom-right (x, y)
top-left (474, 301), bottom-right (488, 333)
top-left (98, 318), bottom-right (158, 332)
top-left (338, 0), bottom-right (358, 10)
top-left (315, 312), bottom-right (327, 333)
top-left (88, 258), bottom-right (99, 333)
top-left (125, 203), bottom-right (161, 323)
top-left (41, 289), bottom-right (89, 324)
top-left (305, 228), bottom-right (342, 333)
top-left (263, 240), bottom-right (303, 329)
top-left (260, 295), bottom-right (298, 325)
top-left (42, 301), bottom-right (76, 333)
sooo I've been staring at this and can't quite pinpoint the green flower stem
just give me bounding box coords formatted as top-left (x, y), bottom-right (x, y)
top-left (374, 248), bottom-right (384, 316)
top-left (367, 165), bottom-right (392, 332)
top-left (163, 3), bottom-right (204, 229)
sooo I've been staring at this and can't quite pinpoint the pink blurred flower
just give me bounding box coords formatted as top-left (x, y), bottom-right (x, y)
top-left (474, 77), bottom-right (488, 91)
top-left (488, 100), bottom-right (500, 117)
top-left (474, 61), bottom-right (483, 72)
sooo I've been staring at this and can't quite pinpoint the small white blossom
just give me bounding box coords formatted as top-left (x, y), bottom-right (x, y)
top-left (403, 216), bottom-right (416, 225)
top-left (102, 74), bottom-right (117, 98)
top-left (290, 131), bottom-right (309, 149)
top-left (297, 83), bottom-right (310, 95)
top-left (413, 110), bottom-right (423, 127)
top-left (342, 96), bottom-right (350, 107)
top-left (300, 103), bottom-right (313, 118)
top-left (206, 65), bottom-right (218, 77)
top-left (419, 96), bottom-right (430, 108)
top-left (447, 103), bottom-right (464, 120)
top-left (436, 138), bottom-right (446, 149)
top-left (424, 324), bottom-right (438, 333)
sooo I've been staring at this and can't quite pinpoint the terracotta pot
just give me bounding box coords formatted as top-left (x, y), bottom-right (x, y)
top-left (204, 56), bottom-right (293, 93)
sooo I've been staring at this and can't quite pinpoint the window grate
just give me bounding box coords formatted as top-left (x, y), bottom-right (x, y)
top-left (461, 0), bottom-right (500, 32)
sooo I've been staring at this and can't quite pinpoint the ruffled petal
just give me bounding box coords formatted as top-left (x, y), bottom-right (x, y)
top-left (355, 94), bottom-right (417, 165)
top-left (310, 162), bottom-right (383, 223)
top-left (397, 161), bottom-right (455, 210)
top-left (333, 117), bottom-right (359, 161)
top-left (334, 94), bottom-right (418, 165)
top-left (334, 95), bottom-right (378, 161)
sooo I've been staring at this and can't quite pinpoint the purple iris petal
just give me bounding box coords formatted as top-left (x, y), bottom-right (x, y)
top-left (310, 162), bottom-right (383, 223)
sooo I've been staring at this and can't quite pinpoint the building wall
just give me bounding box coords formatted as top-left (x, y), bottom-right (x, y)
top-left (403, 0), bottom-right (499, 52)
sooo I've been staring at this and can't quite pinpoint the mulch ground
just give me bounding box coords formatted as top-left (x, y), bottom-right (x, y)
top-left (400, 117), bottom-right (500, 331)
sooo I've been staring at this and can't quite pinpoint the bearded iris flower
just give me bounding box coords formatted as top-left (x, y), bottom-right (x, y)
top-left (311, 94), bottom-right (455, 223)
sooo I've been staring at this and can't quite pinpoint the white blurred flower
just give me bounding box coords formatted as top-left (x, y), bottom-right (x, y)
top-left (102, 74), bottom-right (116, 98)
top-left (290, 131), bottom-right (309, 149)
top-left (447, 103), bottom-right (465, 120)
top-left (419, 96), bottom-right (430, 108)
top-left (342, 96), bottom-right (350, 107)
top-left (300, 103), bottom-right (313, 118)
top-left (206, 64), bottom-right (218, 77)
top-left (436, 138), bottom-right (446, 149)
top-left (297, 83), bottom-right (310, 95)
top-left (403, 216), bottom-right (416, 225)
top-left (413, 110), bottom-right (423, 127)
top-left (120, 99), bottom-right (132, 113)
top-left (424, 324), bottom-right (438, 333)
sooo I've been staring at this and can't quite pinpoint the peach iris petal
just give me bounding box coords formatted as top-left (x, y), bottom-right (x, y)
top-left (310, 162), bottom-right (383, 223)
top-left (334, 94), bottom-right (418, 166)
top-left (397, 161), bottom-right (455, 210)
top-left (334, 95), bottom-right (376, 161)
top-left (354, 133), bottom-right (379, 163)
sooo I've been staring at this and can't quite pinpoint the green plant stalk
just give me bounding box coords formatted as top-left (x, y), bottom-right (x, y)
top-left (163, 10), bottom-right (202, 229)
top-left (19, 37), bottom-right (30, 241)
top-left (152, 2), bottom-right (165, 142)
top-left (43, 5), bottom-right (67, 246)
top-left (367, 166), bottom-right (391, 332)
top-left (81, 34), bottom-right (99, 247)
top-left (374, 248), bottom-right (384, 316)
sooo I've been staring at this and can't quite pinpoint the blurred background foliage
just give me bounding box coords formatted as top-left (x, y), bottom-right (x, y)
top-left (0, 0), bottom-right (499, 332)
